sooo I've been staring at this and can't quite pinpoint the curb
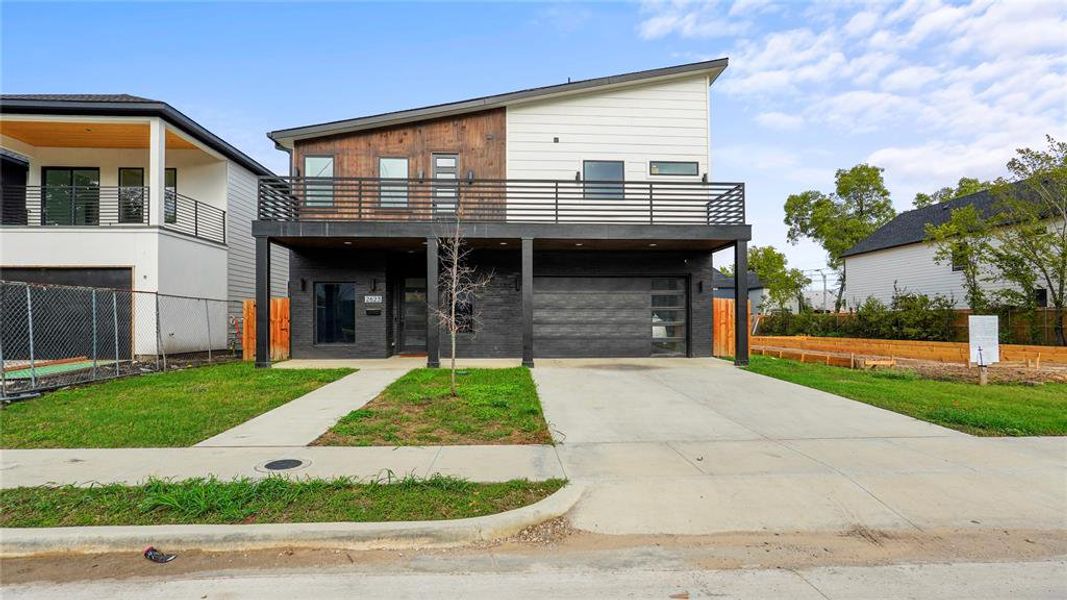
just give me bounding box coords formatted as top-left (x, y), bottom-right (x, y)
top-left (0, 482), bottom-right (585, 557)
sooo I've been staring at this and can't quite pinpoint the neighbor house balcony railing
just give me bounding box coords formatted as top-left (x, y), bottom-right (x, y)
top-left (258, 177), bottom-right (745, 226)
top-left (0, 186), bottom-right (226, 245)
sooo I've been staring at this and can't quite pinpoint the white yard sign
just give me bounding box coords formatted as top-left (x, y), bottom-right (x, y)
top-left (968, 315), bottom-right (1000, 365)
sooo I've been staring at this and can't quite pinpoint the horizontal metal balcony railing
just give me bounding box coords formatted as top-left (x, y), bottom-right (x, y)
top-left (258, 177), bottom-right (745, 226)
top-left (0, 186), bottom-right (226, 245)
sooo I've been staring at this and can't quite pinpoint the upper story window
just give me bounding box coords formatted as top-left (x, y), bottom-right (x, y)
top-left (41, 167), bottom-right (100, 225)
top-left (950, 244), bottom-right (967, 272)
top-left (583, 160), bottom-right (624, 200)
top-left (379, 157), bottom-right (409, 208)
top-left (650, 161), bottom-right (699, 176)
top-left (304, 156), bottom-right (334, 208)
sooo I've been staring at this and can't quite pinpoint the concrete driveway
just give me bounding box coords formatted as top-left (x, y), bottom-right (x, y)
top-left (531, 358), bottom-right (1067, 536)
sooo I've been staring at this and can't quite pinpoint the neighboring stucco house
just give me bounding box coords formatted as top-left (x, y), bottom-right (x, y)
top-left (253, 59), bottom-right (752, 366)
top-left (0, 94), bottom-right (288, 353)
top-left (841, 187), bottom-right (1050, 309)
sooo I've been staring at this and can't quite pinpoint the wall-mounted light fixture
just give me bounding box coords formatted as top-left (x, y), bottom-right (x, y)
top-left (698, 280), bottom-right (704, 293)
top-left (300, 278), bottom-right (307, 292)
top-left (467, 170), bottom-right (475, 183)
top-left (371, 278), bottom-right (379, 292)
top-left (514, 275), bottom-right (521, 292)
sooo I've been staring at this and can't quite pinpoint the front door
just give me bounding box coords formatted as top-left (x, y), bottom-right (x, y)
top-left (399, 277), bottom-right (428, 353)
top-left (431, 153), bottom-right (459, 214)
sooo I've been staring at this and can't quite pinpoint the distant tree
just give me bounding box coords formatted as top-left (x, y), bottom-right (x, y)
top-left (925, 204), bottom-right (992, 312)
top-left (986, 136), bottom-right (1067, 345)
top-left (747, 245), bottom-right (811, 310)
top-left (784, 164), bottom-right (896, 310)
top-left (924, 135), bottom-right (1067, 345)
top-left (913, 177), bottom-right (992, 209)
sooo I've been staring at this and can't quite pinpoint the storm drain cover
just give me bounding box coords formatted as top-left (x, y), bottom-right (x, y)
top-left (263, 459), bottom-right (304, 471)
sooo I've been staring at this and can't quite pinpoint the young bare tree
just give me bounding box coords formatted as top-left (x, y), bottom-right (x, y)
top-left (431, 223), bottom-right (493, 395)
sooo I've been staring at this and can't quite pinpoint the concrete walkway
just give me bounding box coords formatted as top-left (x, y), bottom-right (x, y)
top-left (196, 368), bottom-right (408, 447)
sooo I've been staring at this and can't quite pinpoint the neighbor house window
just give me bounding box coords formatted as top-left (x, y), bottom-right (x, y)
top-left (649, 161), bottom-right (699, 176)
top-left (41, 167), bottom-right (100, 225)
top-left (163, 168), bottom-right (178, 224)
top-left (950, 244), bottom-right (967, 272)
top-left (314, 282), bottom-right (356, 344)
top-left (117, 167), bottom-right (146, 223)
top-left (379, 157), bottom-right (409, 208)
top-left (303, 156), bottom-right (334, 208)
top-left (1035, 288), bottom-right (1048, 308)
top-left (583, 160), bottom-right (624, 200)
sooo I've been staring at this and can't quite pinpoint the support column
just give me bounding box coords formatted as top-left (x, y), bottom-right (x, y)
top-left (255, 236), bottom-right (272, 368)
top-left (425, 237), bottom-right (440, 368)
top-left (147, 117), bottom-right (166, 226)
top-left (733, 240), bottom-right (749, 366)
top-left (521, 237), bottom-right (534, 368)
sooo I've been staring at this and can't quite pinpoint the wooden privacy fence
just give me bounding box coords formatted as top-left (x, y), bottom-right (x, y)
top-left (242, 298), bottom-right (290, 361)
top-left (712, 298), bottom-right (751, 358)
top-left (751, 335), bottom-right (1067, 366)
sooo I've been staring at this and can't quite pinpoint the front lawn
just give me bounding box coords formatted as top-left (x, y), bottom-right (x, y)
top-left (1, 363), bottom-right (353, 448)
top-left (0, 475), bottom-right (566, 527)
top-left (744, 355), bottom-right (1067, 436)
top-left (315, 367), bottom-right (552, 446)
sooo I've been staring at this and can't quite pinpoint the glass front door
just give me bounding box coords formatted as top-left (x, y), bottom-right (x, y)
top-left (399, 277), bottom-right (428, 353)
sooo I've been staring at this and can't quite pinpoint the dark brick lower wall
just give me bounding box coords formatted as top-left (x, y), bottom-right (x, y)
top-left (288, 247), bottom-right (715, 359)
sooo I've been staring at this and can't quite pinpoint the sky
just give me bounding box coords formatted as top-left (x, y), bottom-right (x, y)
top-left (3, 0), bottom-right (1065, 278)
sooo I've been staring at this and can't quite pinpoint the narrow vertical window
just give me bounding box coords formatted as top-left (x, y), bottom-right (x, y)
top-left (304, 156), bottom-right (334, 208)
top-left (379, 157), bottom-right (409, 208)
top-left (164, 168), bottom-right (178, 224)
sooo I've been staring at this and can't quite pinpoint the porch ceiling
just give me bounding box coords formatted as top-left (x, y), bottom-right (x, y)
top-left (0, 121), bottom-right (197, 149)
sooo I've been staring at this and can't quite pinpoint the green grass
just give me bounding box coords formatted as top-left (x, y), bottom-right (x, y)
top-left (744, 355), bottom-right (1067, 436)
top-left (1, 363), bottom-right (353, 448)
top-left (0, 475), bottom-right (566, 527)
top-left (316, 367), bottom-right (552, 446)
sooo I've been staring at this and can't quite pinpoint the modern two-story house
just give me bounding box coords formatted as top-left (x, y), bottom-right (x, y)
top-left (253, 59), bottom-right (751, 367)
top-left (0, 95), bottom-right (288, 354)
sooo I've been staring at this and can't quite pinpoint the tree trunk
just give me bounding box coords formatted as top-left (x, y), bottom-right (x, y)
top-left (834, 274), bottom-right (846, 312)
top-left (1056, 305), bottom-right (1066, 347)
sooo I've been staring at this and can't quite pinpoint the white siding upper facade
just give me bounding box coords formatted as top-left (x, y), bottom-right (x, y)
top-left (505, 75), bottom-right (711, 181)
top-left (226, 162), bottom-right (289, 309)
top-left (843, 242), bottom-right (1006, 309)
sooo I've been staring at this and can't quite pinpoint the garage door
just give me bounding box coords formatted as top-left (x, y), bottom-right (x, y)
top-left (533, 276), bottom-right (686, 357)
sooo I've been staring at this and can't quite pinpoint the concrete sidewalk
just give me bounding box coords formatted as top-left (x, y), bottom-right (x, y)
top-left (0, 444), bottom-right (564, 487)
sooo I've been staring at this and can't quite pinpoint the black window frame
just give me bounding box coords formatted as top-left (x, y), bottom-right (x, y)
top-left (582, 160), bottom-right (625, 200)
top-left (313, 281), bottom-right (357, 345)
top-left (950, 243), bottom-right (967, 272)
top-left (40, 166), bottom-right (101, 226)
top-left (649, 161), bottom-right (699, 177)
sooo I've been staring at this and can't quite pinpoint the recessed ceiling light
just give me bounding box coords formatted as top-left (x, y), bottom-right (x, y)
top-left (343, 241), bottom-right (352, 245)
top-left (499, 242), bottom-right (508, 246)
top-left (575, 242), bottom-right (583, 247)
top-left (648, 243), bottom-right (658, 247)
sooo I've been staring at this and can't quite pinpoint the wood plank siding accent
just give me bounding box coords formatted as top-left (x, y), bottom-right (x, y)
top-left (291, 109), bottom-right (506, 221)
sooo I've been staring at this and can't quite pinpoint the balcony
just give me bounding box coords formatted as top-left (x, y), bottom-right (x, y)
top-left (258, 177), bottom-right (745, 226)
top-left (0, 186), bottom-right (226, 244)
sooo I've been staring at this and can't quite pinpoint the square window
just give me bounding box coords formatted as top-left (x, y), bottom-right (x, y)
top-left (583, 160), bottom-right (624, 200)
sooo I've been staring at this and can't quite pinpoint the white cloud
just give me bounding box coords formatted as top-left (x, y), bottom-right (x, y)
top-left (755, 111), bottom-right (804, 130)
top-left (637, 0), bottom-right (1067, 263)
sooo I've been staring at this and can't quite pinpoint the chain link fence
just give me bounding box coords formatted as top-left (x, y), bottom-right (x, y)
top-left (1, 280), bottom-right (244, 398)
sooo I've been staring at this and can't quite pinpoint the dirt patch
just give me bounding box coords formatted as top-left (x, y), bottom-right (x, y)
top-left (755, 344), bottom-right (1067, 384)
top-left (5, 527), bottom-right (1065, 585)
